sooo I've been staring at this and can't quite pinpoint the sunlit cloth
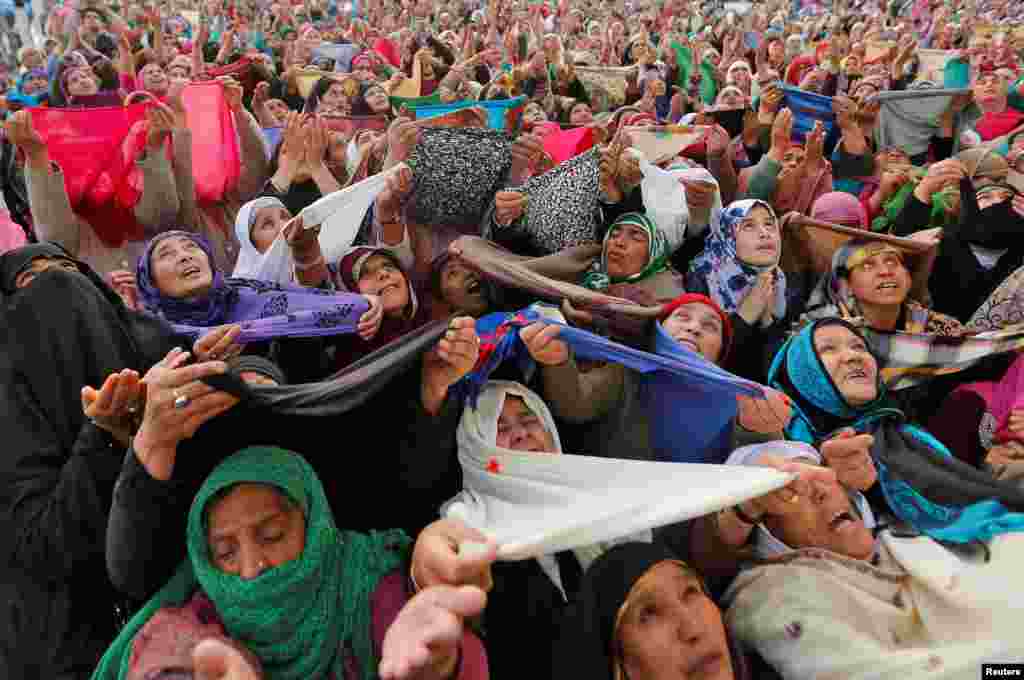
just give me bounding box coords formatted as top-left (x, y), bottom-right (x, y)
top-left (575, 65), bottom-right (632, 112)
top-left (444, 379), bottom-right (789, 560)
top-left (955, 354), bottom-right (1024, 449)
top-left (293, 68), bottom-right (330, 99)
top-left (311, 43), bottom-right (360, 72)
top-left (388, 91), bottom-right (443, 114)
top-left (541, 126), bottom-right (597, 165)
top-left (406, 127), bottom-right (514, 228)
top-left (454, 305), bottom-right (765, 465)
top-left (639, 158), bottom-right (721, 243)
top-left (625, 125), bottom-right (709, 165)
top-left (414, 96), bottom-right (527, 131)
top-left (389, 52), bottom-right (421, 99)
top-left (875, 88), bottom-right (971, 157)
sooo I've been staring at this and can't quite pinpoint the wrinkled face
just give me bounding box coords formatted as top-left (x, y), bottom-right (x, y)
top-left (616, 562), bottom-right (734, 680)
top-left (22, 75), bottom-right (48, 96)
top-left (167, 56), bottom-right (193, 81)
top-left (357, 253), bottom-right (410, 317)
top-left (265, 99), bottom-right (290, 126)
top-left (813, 324), bottom-right (879, 407)
top-left (67, 68), bottom-right (99, 97)
top-left (20, 48), bottom-right (43, 70)
top-left (764, 472), bottom-right (875, 560)
top-left (150, 234), bottom-right (215, 300)
top-left (733, 205), bottom-right (780, 267)
top-left (83, 12), bottom-right (103, 33)
top-left (973, 73), bottom-right (1008, 108)
top-left (250, 205), bottom-right (292, 254)
top-left (977, 186), bottom-right (1015, 210)
top-left (439, 259), bottom-right (489, 317)
top-left (206, 483), bottom-right (307, 580)
top-left (495, 396), bottom-right (556, 452)
top-left (662, 303), bottom-right (725, 364)
top-left (727, 63), bottom-right (751, 88)
top-left (569, 102), bottom-right (593, 126)
top-left (14, 256), bottom-right (80, 289)
top-left (845, 55), bottom-right (861, 72)
top-left (846, 247), bottom-right (911, 311)
top-left (319, 82), bottom-right (352, 114)
top-left (523, 102), bottom-right (547, 125)
top-left (364, 86), bottom-right (389, 113)
top-left (605, 222), bottom-right (651, 280)
top-left (782, 146), bottom-right (805, 173)
top-left (139, 62), bottom-right (169, 93)
top-left (768, 40), bottom-right (784, 62)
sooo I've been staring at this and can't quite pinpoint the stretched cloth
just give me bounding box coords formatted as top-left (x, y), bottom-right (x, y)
top-left (454, 305), bottom-right (765, 463)
top-left (198, 57), bottom-right (259, 99)
top-left (311, 43), bottom-right (361, 72)
top-left (234, 165), bottom-right (404, 284)
top-left (30, 83), bottom-right (241, 247)
top-left (671, 42), bottom-right (718, 105)
top-left (874, 88), bottom-right (970, 157)
top-left (770, 318), bottom-right (1024, 544)
top-left (294, 68), bottom-right (329, 99)
top-left (915, 48), bottom-right (957, 85)
top-left (405, 127), bottom-right (514, 228)
top-left (449, 235), bottom-right (667, 323)
top-left (971, 262), bottom-right (1024, 331)
top-left (625, 125), bottom-right (710, 165)
top-left (540, 125), bottom-right (597, 165)
top-left (414, 95), bottom-right (527, 131)
top-left (781, 85), bottom-right (836, 143)
top-left (445, 379), bottom-right (790, 561)
top-left (955, 354), bottom-right (1024, 447)
top-left (575, 66), bottom-right (632, 112)
top-left (388, 92), bottom-right (443, 115)
top-left (321, 114), bottom-right (390, 137)
top-left (390, 52), bottom-right (422, 99)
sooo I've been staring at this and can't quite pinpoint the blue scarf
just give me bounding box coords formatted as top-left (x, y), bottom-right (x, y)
top-left (769, 318), bottom-right (1024, 544)
top-left (456, 306), bottom-right (763, 462)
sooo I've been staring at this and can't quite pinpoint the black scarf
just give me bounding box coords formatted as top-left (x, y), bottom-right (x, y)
top-left (955, 179), bottom-right (1024, 250)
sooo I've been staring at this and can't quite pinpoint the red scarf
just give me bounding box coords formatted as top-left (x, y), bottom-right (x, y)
top-left (974, 108), bottom-right (1024, 141)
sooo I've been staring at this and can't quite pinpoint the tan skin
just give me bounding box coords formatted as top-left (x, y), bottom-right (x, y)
top-left (495, 396), bottom-right (557, 453)
top-left (13, 256), bottom-right (80, 290)
top-left (814, 324), bottom-right (879, 408)
top-left (438, 259), bottom-right (489, 318)
top-left (250, 205), bottom-right (293, 254)
top-left (66, 67), bottom-right (100, 98)
top-left (150, 234), bottom-right (216, 301)
top-left (845, 249), bottom-right (912, 331)
top-left (660, 303), bottom-right (725, 363)
top-left (206, 483), bottom-right (307, 580)
top-left (357, 253), bottom-right (411, 318)
top-left (616, 562), bottom-right (734, 680)
top-left (604, 222), bottom-right (650, 281)
top-left (733, 205), bottom-right (781, 327)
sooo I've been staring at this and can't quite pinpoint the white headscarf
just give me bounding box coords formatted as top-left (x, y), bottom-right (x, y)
top-left (233, 197), bottom-right (295, 284)
top-left (444, 381), bottom-right (791, 567)
top-left (725, 442), bottom-right (877, 560)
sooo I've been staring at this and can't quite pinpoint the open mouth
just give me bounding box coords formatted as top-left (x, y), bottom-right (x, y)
top-left (465, 277), bottom-right (482, 296)
top-left (181, 265), bottom-right (201, 278)
top-left (687, 652), bottom-right (723, 677)
top-left (876, 281), bottom-right (899, 291)
top-left (845, 367), bottom-right (870, 382)
top-left (829, 510), bottom-right (856, 531)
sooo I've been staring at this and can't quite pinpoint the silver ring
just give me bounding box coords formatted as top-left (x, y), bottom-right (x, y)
top-left (173, 392), bottom-right (190, 409)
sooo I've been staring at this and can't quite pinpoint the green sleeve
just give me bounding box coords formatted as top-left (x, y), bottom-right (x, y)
top-left (743, 156), bottom-right (781, 201)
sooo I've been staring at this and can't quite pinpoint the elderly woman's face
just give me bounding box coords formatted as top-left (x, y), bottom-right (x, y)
top-left (616, 562), bottom-right (734, 680)
top-left (569, 102), bottom-right (593, 126)
top-left (167, 57), bottom-right (193, 82)
top-left (523, 102), bottom-right (547, 125)
top-left (20, 48), bottom-right (43, 69)
top-left (265, 99), bottom-right (290, 126)
top-left (496, 396), bottom-right (556, 452)
top-left (15, 256), bottom-right (80, 290)
top-left (206, 483), bottom-right (306, 580)
top-left (813, 324), bottom-right (878, 407)
top-left (977, 186), bottom-right (1015, 210)
top-left (23, 76), bottom-right (48, 95)
top-left (763, 470), bottom-right (875, 560)
top-left (733, 205), bottom-right (780, 267)
top-left (662, 303), bottom-right (725, 364)
top-left (364, 86), bottom-right (389, 113)
top-left (320, 81), bottom-right (352, 114)
top-left (140, 63), bottom-right (169, 94)
top-left (728, 63), bottom-right (751, 88)
top-left (357, 254), bottom-right (410, 317)
top-left (605, 221), bottom-right (650, 280)
top-left (251, 205), bottom-right (292, 254)
top-left (67, 68), bottom-right (99, 97)
top-left (768, 40), bottom-right (784, 62)
top-left (150, 235), bottom-right (215, 300)
top-left (439, 259), bottom-right (488, 317)
top-left (846, 247), bottom-right (911, 311)
top-left (973, 73), bottom-right (1008, 107)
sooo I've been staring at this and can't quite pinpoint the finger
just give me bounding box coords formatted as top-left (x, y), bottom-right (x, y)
top-left (207, 325), bottom-right (243, 358)
top-left (416, 584), bottom-right (488, 619)
top-left (108, 370), bottom-right (140, 414)
top-left (95, 374), bottom-right (119, 412)
top-left (158, 360), bottom-right (229, 389)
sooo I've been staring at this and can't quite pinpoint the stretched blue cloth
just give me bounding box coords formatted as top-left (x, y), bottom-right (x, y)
top-left (769, 318), bottom-right (1024, 544)
top-left (456, 306), bottom-right (763, 462)
top-left (414, 95), bottom-right (527, 131)
top-left (262, 127), bottom-right (284, 159)
top-left (781, 85), bottom-right (836, 143)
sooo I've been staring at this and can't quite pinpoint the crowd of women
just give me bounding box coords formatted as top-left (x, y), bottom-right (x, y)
top-left (4, 0), bottom-right (1024, 677)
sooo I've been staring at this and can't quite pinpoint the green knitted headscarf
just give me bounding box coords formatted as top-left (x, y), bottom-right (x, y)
top-left (91, 446), bottom-right (410, 680)
top-left (583, 212), bottom-right (671, 291)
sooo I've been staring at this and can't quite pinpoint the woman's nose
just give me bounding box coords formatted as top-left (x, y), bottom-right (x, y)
top-left (239, 549), bottom-right (268, 581)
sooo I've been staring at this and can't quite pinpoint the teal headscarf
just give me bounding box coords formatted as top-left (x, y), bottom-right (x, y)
top-left (583, 212), bottom-right (671, 291)
top-left (92, 447), bottom-right (411, 680)
top-left (769, 319), bottom-right (1024, 545)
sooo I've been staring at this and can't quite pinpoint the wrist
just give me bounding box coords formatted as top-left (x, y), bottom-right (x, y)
top-left (133, 426), bottom-right (177, 481)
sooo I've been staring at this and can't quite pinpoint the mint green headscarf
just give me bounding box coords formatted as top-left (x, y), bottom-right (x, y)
top-left (91, 446), bottom-right (410, 680)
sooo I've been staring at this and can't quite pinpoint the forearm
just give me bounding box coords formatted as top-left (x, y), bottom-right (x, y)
top-left (171, 128), bottom-right (200, 229)
top-left (25, 157), bottom-right (82, 256)
top-left (311, 164), bottom-right (342, 196)
top-left (234, 109), bottom-right (272, 200)
top-left (742, 155), bottom-right (781, 201)
top-left (134, 146), bottom-right (181, 236)
top-left (707, 150), bottom-right (738, 206)
top-left (540, 358), bottom-right (624, 423)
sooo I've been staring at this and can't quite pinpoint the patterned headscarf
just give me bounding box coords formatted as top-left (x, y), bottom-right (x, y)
top-left (803, 240), bottom-right (909, 322)
top-left (91, 446), bottom-right (410, 680)
top-left (687, 200), bottom-right (787, 326)
top-left (583, 213), bottom-right (671, 291)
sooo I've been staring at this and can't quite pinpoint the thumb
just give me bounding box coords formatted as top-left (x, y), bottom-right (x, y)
top-left (455, 540), bottom-right (498, 578)
top-left (418, 585), bottom-right (488, 619)
top-left (192, 639), bottom-right (233, 680)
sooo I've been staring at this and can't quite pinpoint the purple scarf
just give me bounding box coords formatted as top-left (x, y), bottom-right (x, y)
top-left (136, 231), bottom-right (369, 343)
